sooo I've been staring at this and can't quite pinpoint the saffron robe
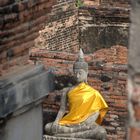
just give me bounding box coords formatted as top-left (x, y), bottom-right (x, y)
top-left (59, 82), bottom-right (108, 125)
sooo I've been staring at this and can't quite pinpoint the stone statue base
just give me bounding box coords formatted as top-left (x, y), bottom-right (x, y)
top-left (43, 135), bottom-right (94, 140)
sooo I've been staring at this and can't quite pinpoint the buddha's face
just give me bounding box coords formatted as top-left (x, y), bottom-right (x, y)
top-left (73, 68), bottom-right (88, 83)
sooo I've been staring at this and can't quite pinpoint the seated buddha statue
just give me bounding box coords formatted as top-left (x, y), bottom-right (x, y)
top-left (44, 49), bottom-right (108, 140)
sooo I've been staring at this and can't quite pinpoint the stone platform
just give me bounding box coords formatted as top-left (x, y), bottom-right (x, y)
top-left (43, 135), bottom-right (93, 140)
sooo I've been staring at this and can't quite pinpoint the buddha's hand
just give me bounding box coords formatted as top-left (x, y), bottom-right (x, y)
top-left (51, 122), bottom-right (58, 135)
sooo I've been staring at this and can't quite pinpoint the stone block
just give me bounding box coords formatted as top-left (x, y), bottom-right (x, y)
top-left (0, 64), bottom-right (55, 140)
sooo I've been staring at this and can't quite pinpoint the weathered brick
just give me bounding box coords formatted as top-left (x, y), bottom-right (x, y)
top-left (83, 0), bottom-right (100, 6)
top-left (0, 0), bottom-right (14, 7)
top-left (34, 0), bottom-right (79, 52)
top-left (0, 0), bottom-right (56, 75)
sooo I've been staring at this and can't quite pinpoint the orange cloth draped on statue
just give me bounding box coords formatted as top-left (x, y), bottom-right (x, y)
top-left (59, 82), bottom-right (108, 125)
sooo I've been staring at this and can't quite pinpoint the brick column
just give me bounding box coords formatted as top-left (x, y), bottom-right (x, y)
top-left (0, 0), bottom-right (56, 76)
top-left (128, 1), bottom-right (140, 140)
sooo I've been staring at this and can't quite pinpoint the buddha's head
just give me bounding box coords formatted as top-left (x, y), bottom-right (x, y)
top-left (73, 49), bottom-right (88, 83)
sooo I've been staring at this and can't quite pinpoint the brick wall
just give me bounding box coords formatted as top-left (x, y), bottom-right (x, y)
top-left (0, 0), bottom-right (56, 76)
top-left (34, 0), bottom-right (79, 52)
top-left (82, 0), bottom-right (131, 7)
top-left (100, 0), bottom-right (131, 7)
top-left (79, 2), bottom-right (130, 53)
top-left (31, 45), bottom-right (128, 139)
top-left (34, 0), bottom-right (130, 54)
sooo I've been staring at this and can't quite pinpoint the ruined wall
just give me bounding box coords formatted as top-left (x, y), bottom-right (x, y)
top-left (79, 0), bottom-right (130, 53)
top-left (34, 0), bottom-right (79, 52)
top-left (100, 0), bottom-right (130, 7)
top-left (83, 0), bottom-right (130, 7)
top-left (31, 45), bottom-right (128, 139)
top-left (33, 0), bottom-right (130, 54)
top-left (0, 0), bottom-right (56, 76)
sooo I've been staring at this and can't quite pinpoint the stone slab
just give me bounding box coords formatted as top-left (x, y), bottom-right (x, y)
top-left (0, 64), bottom-right (54, 118)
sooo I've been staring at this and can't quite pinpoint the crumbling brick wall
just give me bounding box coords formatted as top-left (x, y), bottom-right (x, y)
top-left (34, 0), bottom-right (79, 52)
top-left (0, 0), bottom-right (56, 76)
top-left (100, 0), bottom-right (130, 7)
top-left (79, 1), bottom-right (130, 53)
top-left (81, 0), bottom-right (131, 7)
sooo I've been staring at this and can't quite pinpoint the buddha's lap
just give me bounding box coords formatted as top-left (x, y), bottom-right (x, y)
top-left (45, 121), bottom-right (104, 135)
